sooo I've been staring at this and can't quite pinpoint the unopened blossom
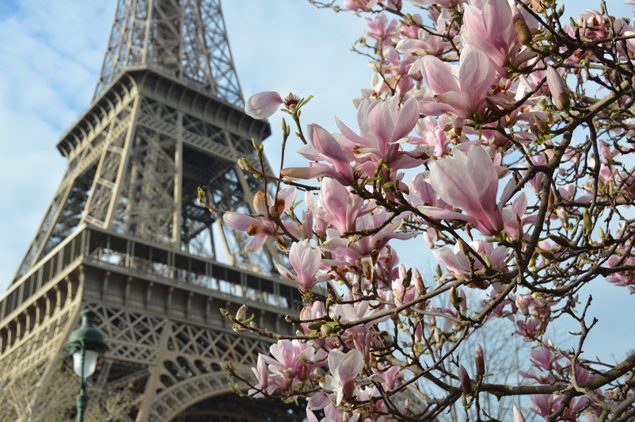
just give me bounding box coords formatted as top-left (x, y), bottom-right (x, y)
top-left (391, 265), bottom-right (416, 306)
top-left (546, 66), bottom-right (570, 110)
top-left (245, 91), bottom-right (283, 119)
top-left (475, 344), bottom-right (485, 377)
top-left (458, 365), bottom-right (472, 394)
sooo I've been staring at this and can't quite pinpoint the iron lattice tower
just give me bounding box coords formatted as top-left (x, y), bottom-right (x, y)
top-left (0, 1), bottom-right (302, 420)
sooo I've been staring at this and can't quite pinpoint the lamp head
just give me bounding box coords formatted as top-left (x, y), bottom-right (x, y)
top-left (64, 311), bottom-right (108, 379)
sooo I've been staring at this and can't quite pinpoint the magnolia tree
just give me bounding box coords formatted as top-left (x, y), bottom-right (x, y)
top-left (215, 0), bottom-right (635, 420)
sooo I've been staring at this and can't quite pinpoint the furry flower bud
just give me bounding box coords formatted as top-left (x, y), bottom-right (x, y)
top-left (458, 365), bottom-right (472, 395)
top-left (546, 66), bottom-right (570, 110)
top-left (475, 344), bottom-right (485, 377)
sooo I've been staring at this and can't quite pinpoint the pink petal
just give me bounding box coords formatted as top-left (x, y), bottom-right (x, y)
top-left (245, 91), bottom-right (283, 119)
top-left (336, 349), bottom-right (364, 382)
top-left (309, 124), bottom-right (348, 162)
top-left (223, 212), bottom-right (261, 231)
top-left (392, 97), bottom-right (419, 141)
top-left (419, 55), bottom-right (460, 94)
top-left (459, 47), bottom-right (496, 116)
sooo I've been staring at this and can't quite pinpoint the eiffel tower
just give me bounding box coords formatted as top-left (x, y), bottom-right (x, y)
top-left (0, 1), bottom-right (302, 420)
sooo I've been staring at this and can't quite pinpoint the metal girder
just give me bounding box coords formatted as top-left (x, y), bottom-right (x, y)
top-left (1, 1), bottom-right (300, 420)
top-left (95, 0), bottom-right (243, 106)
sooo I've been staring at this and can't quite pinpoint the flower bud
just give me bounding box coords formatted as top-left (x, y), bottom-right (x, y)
top-left (475, 344), bottom-right (485, 377)
top-left (514, 14), bottom-right (533, 45)
top-left (583, 209), bottom-right (592, 235)
top-left (450, 286), bottom-right (462, 310)
top-left (236, 304), bottom-right (247, 322)
top-left (413, 268), bottom-right (426, 296)
top-left (458, 365), bottom-right (472, 395)
top-left (361, 255), bottom-right (374, 280)
top-left (546, 66), bottom-right (570, 110)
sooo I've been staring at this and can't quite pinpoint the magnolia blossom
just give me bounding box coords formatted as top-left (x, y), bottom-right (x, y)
top-left (224, 188), bottom-right (299, 251)
top-left (462, 0), bottom-right (534, 74)
top-left (286, 240), bottom-right (322, 292)
top-left (413, 47), bottom-right (497, 118)
top-left (230, 2), bottom-right (634, 420)
top-left (321, 349), bottom-right (365, 405)
top-left (342, 0), bottom-right (379, 11)
top-left (425, 145), bottom-right (503, 235)
top-left (245, 91), bottom-right (283, 119)
top-left (337, 96), bottom-right (420, 166)
top-left (251, 340), bottom-right (326, 397)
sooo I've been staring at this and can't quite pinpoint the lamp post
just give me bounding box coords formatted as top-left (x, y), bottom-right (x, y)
top-left (64, 311), bottom-right (108, 422)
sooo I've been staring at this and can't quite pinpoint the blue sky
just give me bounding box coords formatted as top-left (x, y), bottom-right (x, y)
top-left (0, 0), bottom-right (632, 364)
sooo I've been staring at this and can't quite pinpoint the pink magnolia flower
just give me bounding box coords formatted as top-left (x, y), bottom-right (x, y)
top-left (321, 349), bottom-right (365, 405)
top-left (250, 340), bottom-right (326, 397)
top-left (330, 300), bottom-right (386, 355)
top-left (319, 178), bottom-right (362, 235)
top-left (372, 366), bottom-right (401, 391)
top-left (530, 394), bottom-right (559, 418)
top-left (277, 240), bottom-right (322, 292)
top-left (411, 116), bottom-right (454, 157)
top-left (516, 318), bottom-right (541, 338)
top-left (321, 211), bottom-right (409, 268)
top-left (412, 0), bottom-right (465, 7)
top-left (425, 145), bottom-right (504, 235)
top-left (366, 14), bottom-right (399, 49)
top-left (343, 0), bottom-right (379, 11)
top-left (377, 47), bottom-right (416, 94)
top-left (223, 188), bottom-right (300, 251)
top-left (337, 96), bottom-right (420, 166)
top-left (283, 124), bottom-right (357, 185)
top-left (530, 346), bottom-right (559, 372)
top-left (605, 255), bottom-right (635, 291)
top-left (462, 0), bottom-right (531, 74)
top-left (413, 46), bottom-right (497, 118)
top-left (245, 91), bottom-right (283, 119)
top-left (299, 301), bottom-right (326, 334)
top-left (397, 22), bottom-right (449, 57)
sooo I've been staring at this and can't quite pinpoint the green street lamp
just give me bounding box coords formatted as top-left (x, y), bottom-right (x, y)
top-left (64, 311), bottom-right (109, 422)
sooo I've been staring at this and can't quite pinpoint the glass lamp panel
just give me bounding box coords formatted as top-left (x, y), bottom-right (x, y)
top-left (72, 350), bottom-right (100, 379)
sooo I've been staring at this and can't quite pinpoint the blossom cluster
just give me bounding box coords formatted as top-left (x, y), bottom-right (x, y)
top-left (224, 1), bottom-right (635, 420)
